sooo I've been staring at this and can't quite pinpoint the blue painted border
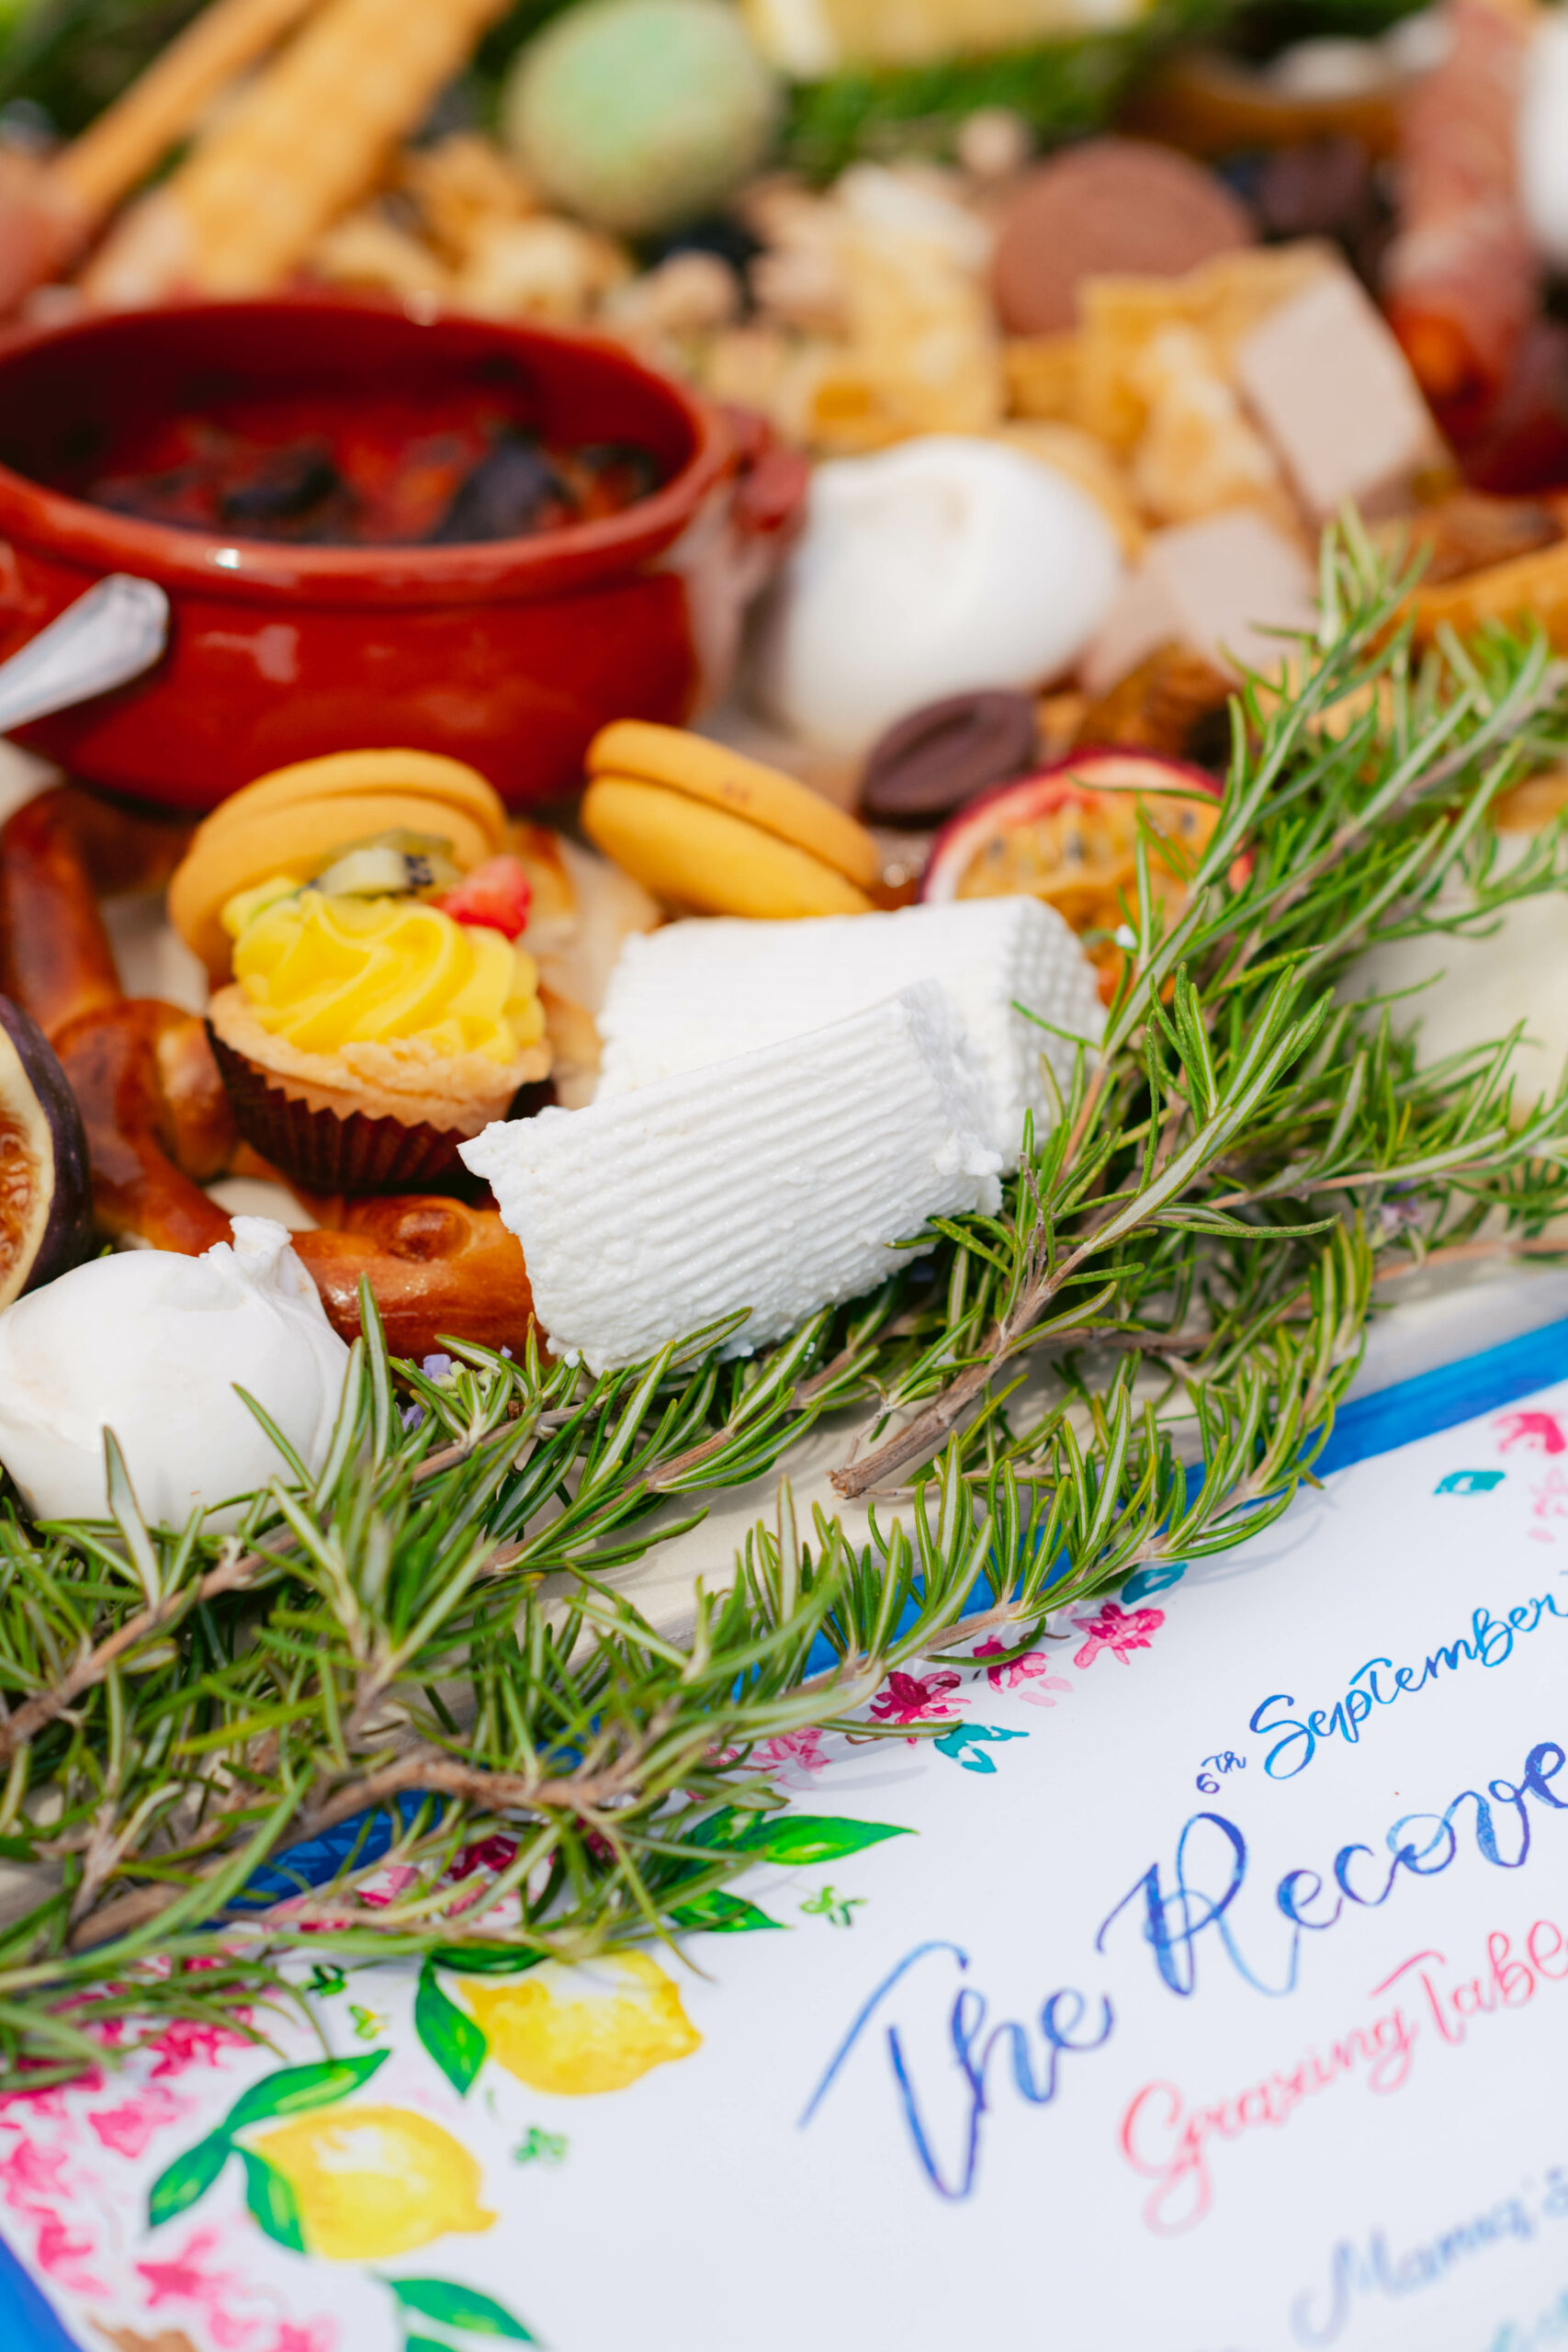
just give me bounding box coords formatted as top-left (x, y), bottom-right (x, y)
top-left (6, 1309), bottom-right (1568, 2351)
top-left (1315, 1312), bottom-right (1568, 1476)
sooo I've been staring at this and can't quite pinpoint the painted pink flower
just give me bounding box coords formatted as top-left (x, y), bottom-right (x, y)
top-left (146, 2016), bottom-right (253, 2080)
top-left (974, 1638), bottom-right (1075, 1705)
top-left (1531, 1465), bottom-right (1568, 1521)
top-left (0, 2064), bottom-right (100, 2118)
top-left (1070, 1600), bottom-right (1166, 1668)
top-left (869, 1669), bottom-right (965, 1734)
top-left (356, 1862), bottom-right (422, 1909)
top-left (86, 2081), bottom-right (191, 2157)
top-left (0, 2139), bottom-right (75, 2205)
top-left (1495, 1409), bottom-right (1567, 1455)
top-left (0, 2138), bottom-right (107, 2296)
top-left (137, 2225), bottom-right (265, 2351)
top-left (451, 1834), bottom-right (518, 1880)
top-left (755, 1727), bottom-right (830, 1779)
top-left (271, 2322), bottom-right (338, 2352)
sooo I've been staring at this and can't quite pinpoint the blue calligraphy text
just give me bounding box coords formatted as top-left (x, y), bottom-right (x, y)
top-left (1250, 1594), bottom-right (1568, 1779)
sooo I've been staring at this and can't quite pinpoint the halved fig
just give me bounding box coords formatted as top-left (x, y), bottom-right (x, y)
top-left (0, 995), bottom-right (93, 1309)
top-left (921, 749), bottom-right (1225, 998)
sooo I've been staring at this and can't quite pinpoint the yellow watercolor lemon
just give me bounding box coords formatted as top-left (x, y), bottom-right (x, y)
top-left (462, 1952), bottom-right (701, 2096)
top-left (248, 2105), bottom-right (495, 2260)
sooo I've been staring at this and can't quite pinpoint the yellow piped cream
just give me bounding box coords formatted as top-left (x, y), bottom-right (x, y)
top-left (223, 888), bottom-right (546, 1064)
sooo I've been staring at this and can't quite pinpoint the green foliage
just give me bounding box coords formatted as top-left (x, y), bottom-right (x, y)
top-left (146, 2130), bottom-right (229, 2227)
top-left (386, 2276), bottom-right (538, 2340)
top-left (239, 2148), bottom-right (307, 2254)
top-left (415, 1958), bottom-right (491, 2097)
top-left (146, 2051), bottom-right (389, 2231)
top-left (0, 0), bottom-right (206, 133)
top-left (0, 531), bottom-right (1561, 2084)
top-left (665, 1889), bottom-right (784, 1933)
top-left (783, 0), bottom-right (1227, 177)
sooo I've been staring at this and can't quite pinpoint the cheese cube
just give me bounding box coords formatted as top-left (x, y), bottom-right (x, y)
top-left (1234, 266), bottom-right (1447, 525)
top-left (460, 983), bottom-right (1002, 1372)
top-left (1079, 508), bottom-right (1317, 696)
top-left (593, 897), bottom-right (1103, 1168)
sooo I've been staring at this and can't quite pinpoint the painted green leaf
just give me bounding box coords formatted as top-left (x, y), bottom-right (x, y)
top-left (404, 2335), bottom-right (460, 2352)
top-left (387, 2275), bottom-right (538, 2339)
top-left (224, 2048), bottom-right (389, 2133)
top-left (667, 1889), bottom-right (784, 1933)
top-left (147, 2130), bottom-right (231, 2229)
top-left (733, 1816), bottom-right (912, 1867)
top-left (428, 1943), bottom-right (547, 1977)
top-left (682, 1804), bottom-right (750, 1851)
top-left (415, 1957), bottom-right (489, 2097)
top-left (239, 2148), bottom-right (307, 2254)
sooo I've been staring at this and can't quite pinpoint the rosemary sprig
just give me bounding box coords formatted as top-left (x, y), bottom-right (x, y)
top-left (834, 522), bottom-right (1568, 1495)
top-left (0, 526), bottom-right (1562, 2079)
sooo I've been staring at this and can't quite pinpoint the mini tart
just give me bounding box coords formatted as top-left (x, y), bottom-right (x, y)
top-left (581, 720), bottom-right (879, 919)
top-left (209, 987), bottom-right (550, 1190)
top-left (170, 749), bottom-right (509, 981)
top-left (209, 874), bottom-right (550, 1190)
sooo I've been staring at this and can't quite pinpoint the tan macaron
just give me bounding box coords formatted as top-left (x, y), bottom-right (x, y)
top-left (581, 721), bottom-right (879, 919)
top-left (169, 750), bottom-right (509, 980)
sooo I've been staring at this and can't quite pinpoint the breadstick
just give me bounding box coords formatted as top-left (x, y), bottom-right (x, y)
top-left (82, 0), bottom-right (514, 301)
top-left (51, 0), bottom-right (322, 224)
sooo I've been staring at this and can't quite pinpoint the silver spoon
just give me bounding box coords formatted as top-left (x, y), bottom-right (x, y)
top-left (0, 573), bottom-right (169, 736)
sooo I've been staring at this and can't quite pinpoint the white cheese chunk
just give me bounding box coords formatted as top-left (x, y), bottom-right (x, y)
top-left (461, 982), bottom-right (1002, 1373)
top-left (593, 896), bottom-right (1103, 1168)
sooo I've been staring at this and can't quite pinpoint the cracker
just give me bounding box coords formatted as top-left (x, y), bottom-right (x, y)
top-left (1003, 332), bottom-right (1081, 422)
top-left (1076, 241), bottom-right (1337, 452)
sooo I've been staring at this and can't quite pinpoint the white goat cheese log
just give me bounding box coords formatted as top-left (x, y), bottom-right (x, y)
top-left (461, 982), bottom-right (1002, 1373)
top-left (592, 896), bottom-right (1103, 1168)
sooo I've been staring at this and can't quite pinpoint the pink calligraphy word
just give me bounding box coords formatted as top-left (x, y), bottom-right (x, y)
top-left (1374, 1917), bottom-right (1568, 2052)
top-left (1120, 2002), bottom-right (1416, 2234)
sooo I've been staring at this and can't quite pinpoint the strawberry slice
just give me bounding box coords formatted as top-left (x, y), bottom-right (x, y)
top-left (435, 855), bottom-right (532, 940)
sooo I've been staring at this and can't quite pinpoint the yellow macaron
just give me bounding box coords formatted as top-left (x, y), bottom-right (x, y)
top-left (169, 750), bottom-right (509, 980)
top-left (581, 722), bottom-right (879, 919)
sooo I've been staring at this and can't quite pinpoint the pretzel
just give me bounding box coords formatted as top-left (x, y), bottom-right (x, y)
top-left (0, 786), bottom-right (535, 1361)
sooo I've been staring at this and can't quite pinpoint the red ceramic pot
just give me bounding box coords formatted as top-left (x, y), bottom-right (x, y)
top-left (0, 297), bottom-right (807, 811)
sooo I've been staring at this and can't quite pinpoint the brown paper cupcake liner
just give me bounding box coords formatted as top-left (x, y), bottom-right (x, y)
top-left (209, 1029), bottom-right (468, 1191)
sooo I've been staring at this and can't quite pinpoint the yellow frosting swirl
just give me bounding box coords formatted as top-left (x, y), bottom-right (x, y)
top-left (223, 885), bottom-right (547, 1064)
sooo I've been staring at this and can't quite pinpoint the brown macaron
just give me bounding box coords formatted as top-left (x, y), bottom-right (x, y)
top-left (859, 691), bottom-right (1040, 826)
top-left (992, 138), bottom-right (1256, 336)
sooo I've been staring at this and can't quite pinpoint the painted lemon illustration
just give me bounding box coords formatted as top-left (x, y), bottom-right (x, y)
top-left (247, 2104), bottom-right (495, 2259)
top-left (463, 1952), bottom-right (701, 2095)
